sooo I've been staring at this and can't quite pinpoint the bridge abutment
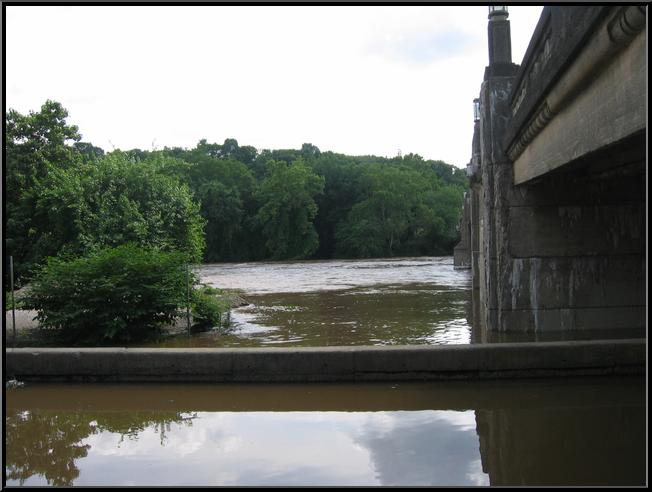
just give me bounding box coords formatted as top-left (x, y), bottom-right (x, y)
top-left (460, 6), bottom-right (646, 338)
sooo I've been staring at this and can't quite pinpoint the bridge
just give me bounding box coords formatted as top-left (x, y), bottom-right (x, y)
top-left (454, 6), bottom-right (646, 338)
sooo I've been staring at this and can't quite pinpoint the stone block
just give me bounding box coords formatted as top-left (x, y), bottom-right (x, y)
top-left (499, 256), bottom-right (645, 310)
top-left (508, 204), bottom-right (644, 257)
top-left (498, 306), bottom-right (645, 332)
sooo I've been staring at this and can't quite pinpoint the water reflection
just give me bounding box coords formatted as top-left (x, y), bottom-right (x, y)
top-left (5, 378), bottom-right (646, 486)
top-left (353, 411), bottom-right (489, 486)
top-left (5, 408), bottom-right (192, 486)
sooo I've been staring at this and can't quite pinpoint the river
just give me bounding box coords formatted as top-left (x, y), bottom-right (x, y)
top-left (5, 257), bottom-right (646, 486)
top-left (148, 256), bottom-right (473, 347)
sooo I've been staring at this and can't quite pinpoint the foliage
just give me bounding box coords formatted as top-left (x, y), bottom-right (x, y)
top-left (334, 162), bottom-right (463, 257)
top-left (256, 159), bottom-right (325, 259)
top-left (6, 100), bottom-right (467, 279)
top-left (5, 407), bottom-right (191, 486)
top-left (157, 149), bottom-right (259, 262)
top-left (5, 101), bottom-right (83, 281)
top-left (311, 152), bottom-right (364, 258)
top-left (30, 152), bottom-right (206, 263)
top-left (22, 245), bottom-right (193, 344)
top-left (191, 285), bottom-right (230, 329)
top-left (5, 291), bottom-right (26, 311)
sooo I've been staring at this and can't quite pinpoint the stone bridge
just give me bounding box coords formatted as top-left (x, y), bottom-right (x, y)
top-left (454, 6), bottom-right (646, 339)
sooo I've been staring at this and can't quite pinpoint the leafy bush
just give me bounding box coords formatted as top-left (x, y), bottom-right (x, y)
top-left (5, 291), bottom-right (25, 311)
top-left (191, 285), bottom-right (230, 329)
top-left (23, 244), bottom-right (193, 344)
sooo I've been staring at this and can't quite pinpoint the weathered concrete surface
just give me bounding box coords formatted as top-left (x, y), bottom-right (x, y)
top-left (4, 339), bottom-right (645, 382)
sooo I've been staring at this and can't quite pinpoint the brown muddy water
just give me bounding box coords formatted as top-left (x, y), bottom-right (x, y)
top-left (9, 256), bottom-right (643, 347)
top-left (5, 257), bottom-right (646, 486)
top-left (145, 257), bottom-right (474, 348)
top-left (4, 377), bottom-right (646, 486)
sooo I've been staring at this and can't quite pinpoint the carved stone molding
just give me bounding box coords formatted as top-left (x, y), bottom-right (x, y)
top-left (507, 102), bottom-right (555, 161)
top-left (507, 6), bottom-right (646, 163)
top-left (607, 6), bottom-right (646, 45)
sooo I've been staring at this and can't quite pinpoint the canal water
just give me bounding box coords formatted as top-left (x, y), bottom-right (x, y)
top-left (148, 257), bottom-right (474, 347)
top-left (5, 377), bottom-right (646, 486)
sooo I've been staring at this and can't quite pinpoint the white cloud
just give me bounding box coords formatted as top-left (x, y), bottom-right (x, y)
top-left (5, 5), bottom-right (543, 167)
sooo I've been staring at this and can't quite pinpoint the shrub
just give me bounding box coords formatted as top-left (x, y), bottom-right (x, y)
top-left (23, 244), bottom-right (193, 344)
top-left (191, 285), bottom-right (230, 329)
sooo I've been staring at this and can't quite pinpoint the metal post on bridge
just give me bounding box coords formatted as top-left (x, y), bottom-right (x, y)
top-left (186, 263), bottom-right (191, 336)
top-left (10, 255), bottom-right (17, 349)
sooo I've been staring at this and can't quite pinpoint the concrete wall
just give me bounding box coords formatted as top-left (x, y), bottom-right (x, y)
top-left (5, 340), bottom-right (645, 382)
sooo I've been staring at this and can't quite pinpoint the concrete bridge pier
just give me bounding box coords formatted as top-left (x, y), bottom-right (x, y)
top-left (456, 6), bottom-right (646, 339)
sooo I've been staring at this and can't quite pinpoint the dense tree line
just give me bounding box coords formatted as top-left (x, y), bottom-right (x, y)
top-left (5, 101), bottom-right (466, 282)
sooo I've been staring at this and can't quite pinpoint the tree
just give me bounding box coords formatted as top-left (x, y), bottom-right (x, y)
top-left (5, 100), bottom-right (81, 202)
top-left (335, 165), bottom-right (417, 257)
top-left (300, 142), bottom-right (321, 159)
top-left (73, 142), bottom-right (104, 161)
top-left (30, 152), bottom-right (206, 263)
top-left (311, 152), bottom-right (364, 258)
top-left (334, 163), bottom-right (463, 258)
top-left (256, 159), bottom-right (324, 259)
top-left (197, 180), bottom-right (245, 262)
top-left (158, 148), bottom-right (260, 262)
top-left (5, 101), bottom-right (83, 280)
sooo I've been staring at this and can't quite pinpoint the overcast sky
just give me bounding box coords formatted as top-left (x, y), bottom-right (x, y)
top-left (5, 5), bottom-right (543, 168)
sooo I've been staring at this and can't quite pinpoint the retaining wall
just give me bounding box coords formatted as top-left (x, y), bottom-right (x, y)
top-left (5, 339), bottom-right (645, 382)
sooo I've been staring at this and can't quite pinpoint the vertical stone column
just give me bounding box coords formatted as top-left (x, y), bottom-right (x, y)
top-left (476, 7), bottom-right (519, 333)
top-left (467, 118), bottom-right (485, 340)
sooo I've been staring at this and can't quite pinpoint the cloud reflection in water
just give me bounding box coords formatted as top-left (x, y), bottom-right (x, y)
top-left (9, 410), bottom-right (486, 486)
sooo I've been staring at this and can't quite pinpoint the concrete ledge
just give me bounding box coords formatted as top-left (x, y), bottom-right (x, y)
top-left (5, 339), bottom-right (645, 382)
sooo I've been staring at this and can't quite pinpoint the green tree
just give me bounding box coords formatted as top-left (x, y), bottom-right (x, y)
top-left (311, 152), bottom-right (364, 258)
top-left (157, 148), bottom-right (260, 262)
top-left (335, 165), bottom-right (417, 257)
top-left (334, 162), bottom-right (463, 258)
top-left (73, 142), bottom-right (104, 161)
top-left (197, 180), bottom-right (245, 262)
top-left (31, 152), bottom-right (205, 263)
top-left (5, 101), bottom-right (83, 280)
top-left (256, 159), bottom-right (324, 259)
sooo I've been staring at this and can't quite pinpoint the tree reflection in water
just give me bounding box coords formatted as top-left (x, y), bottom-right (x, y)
top-left (5, 408), bottom-right (194, 486)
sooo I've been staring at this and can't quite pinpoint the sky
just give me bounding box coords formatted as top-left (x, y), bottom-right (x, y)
top-left (5, 5), bottom-right (543, 168)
